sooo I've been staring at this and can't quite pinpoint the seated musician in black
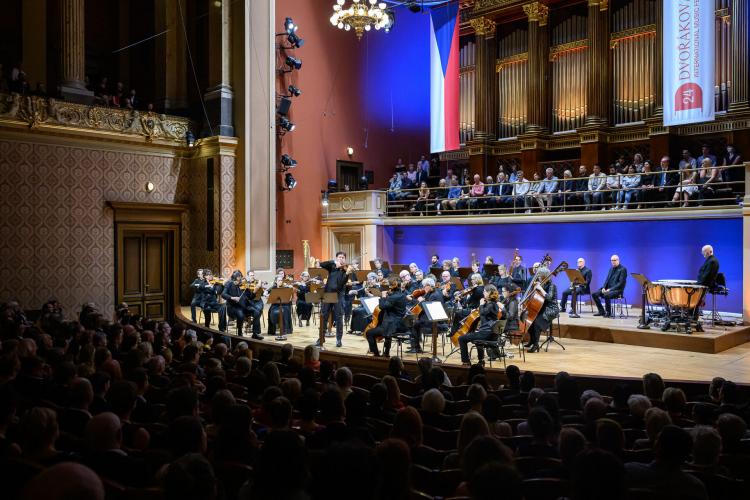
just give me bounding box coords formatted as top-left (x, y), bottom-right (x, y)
top-left (201, 269), bottom-right (225, 330)
top-left (343, 260), bottom-right (361, 327)
top-left (349, 272), bottom-right (381, 334)
top-left (399, 270), bottom-right (419, 295)
top-left (408, 277), bottom-right (449, 354)
top-left (559, 257), bottom-right (592, 315)
top-left (452, 273), bottom-right (485, 332)
top-left (189, 268), bottom-right (206, 323)
top-left (488, 284), bottom-right (519, 360)
top-left (295, 271), bottom-right (314, 327)
top-left (267, 275), bottom-right (294, 338)
top-left (697, 245), bottom-right (719, 288)
top-left (525, 267), bottom-right (560, 353)
top-left (491, 264), bottom-right (512, 290)
top-left (510, 255), bottom-right (526, 288)
top-left (458, 284), bottom-right (500, 365)
top-left (592, 255), bottom-right (627, 318)
top-left (439, 270), bottom-right (456, 296)
top-left (366, 277), bottom-right (407, 357)
top-left (373, 258), bottom-right (391, 278)
top-left (243, 270), bottom-right (265, 339)
top-left (222, 271), bottom-right (247, 337)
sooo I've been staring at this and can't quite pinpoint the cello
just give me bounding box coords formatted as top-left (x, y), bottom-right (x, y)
top-left (518, 260), bottom-right (568, 336)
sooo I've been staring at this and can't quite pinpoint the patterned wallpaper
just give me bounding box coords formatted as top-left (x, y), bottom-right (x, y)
top-left (0, 138), bottom-right (193, 318)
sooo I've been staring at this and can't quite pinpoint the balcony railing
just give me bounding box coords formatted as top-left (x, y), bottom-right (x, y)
top-left (384, 164), bottom-right (745, 217)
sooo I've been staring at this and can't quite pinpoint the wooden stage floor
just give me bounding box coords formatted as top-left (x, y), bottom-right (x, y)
top-left (180, 306), bottom-right (750, 385)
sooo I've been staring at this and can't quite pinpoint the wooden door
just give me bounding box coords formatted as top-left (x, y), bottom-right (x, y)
top-left (120, 231), bottom-right (170, 320)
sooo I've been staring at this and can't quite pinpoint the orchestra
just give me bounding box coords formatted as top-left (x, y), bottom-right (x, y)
top-left (186, 243), bottom-right (721, 366)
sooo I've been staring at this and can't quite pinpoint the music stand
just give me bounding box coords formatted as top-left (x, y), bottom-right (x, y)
top-left (308, 268), bottom-right (328, 282)
top-left (390, 264), bottom-right (409, 274)
top-left (354, 270), bottom-right (370, 284)
top-left (429, 266), bottom-right (443, 278)
top-left (450, 277), bottom-right (465, 291)
top-left (631, 273), bottom-right (652, 330)
top-left (360, 296), bottom-right (381, 315)
top-left (315, 292), bottom-right (340, 348)
top-left (564, 269), bottom-right (586, 318)
top-left (458, 267), bottom-right (473, 281)
top-left (370, 260), bottom-right (390, 271)
top-left (483, 264), bottom-right (499, 277)
top-left (422, 301), bottom-right (449, 363)
top-left (267, 287), bottom-right (295, 341)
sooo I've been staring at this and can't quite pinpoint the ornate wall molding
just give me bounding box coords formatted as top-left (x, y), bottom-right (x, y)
top-left (549, 39), bottom-right (589, 61)
top-left (470, 17), bottom-right (497, 37)
top-left (0, 93), bottom-right (193, 144)
top-left (496, 52), bottom-right (528, 72)
top-left (588, 0), bottom-right (609, 11)
top-left (609, 24), bottom-right (656, 49)
top-left (523, 2), bottom-right (549, 26)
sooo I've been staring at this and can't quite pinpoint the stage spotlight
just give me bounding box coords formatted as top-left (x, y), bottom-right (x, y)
top-left (277, 97), bottom-right (292, 116)
top-left (288, 85), bottom-right (301, 97)
top-left (384, 10), bottom-right (395, 32)
top-left (281, 154), bottom-right (297, 169)
top-left (185, 130), bottom-right (195, 148)
top-left (327, 179), bottom-right (338, 192)
top-left (407, 1), bottom-right (422, 13)
top-left (281, 173), bottom-right (297, 191)
top-left (285, 56), bottom-right (302, 71)
top-left (287, 32), bottom-right (304, 48)
top-left (278, 117), bottom-right (296, 133)
top-left (284, 17), bottom-right (297, 34)
top-left (358, 175), bottom-right (369, 190)
top-left (321, 191), bottom-right (330, 207)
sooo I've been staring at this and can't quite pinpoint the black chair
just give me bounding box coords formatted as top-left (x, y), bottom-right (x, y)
top-left (705, 272), bottom-right (731, 328)
top-left (612, 293), bottom-right (630, 318)
top-left (468, 321), bottom-right (508, 367)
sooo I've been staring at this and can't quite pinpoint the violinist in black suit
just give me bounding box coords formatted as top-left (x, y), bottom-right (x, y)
top-left (592, 255), bottom-right (628, 318)
top-left (222, 271), bottom-right (263, 339)
top-left (560, 258), bottom-right (593, 316)
top-left (373, 258), bottom-right (391, 277)
top-left (458, 285), bottom-right (501, 365)
top-left (408, 277), bottom-right (449, 354)
top-left (366, 277), bottom-right (407, 357)
top-left (524, 268), bottom-right (560, 353)
top-left (241, 270), bottom-right (265, 339)
top-left (697, 245), bottom-right (720, 288)
top-left (318, 252), bottom-right (348, 348)
top-left (189, 269), bottom-right (206, 323)
top-left (201, 269), bottom-right (225, 330)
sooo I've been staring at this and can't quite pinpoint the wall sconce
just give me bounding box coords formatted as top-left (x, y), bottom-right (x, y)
top-left (346, 146), bottom-right (354, 157)
top-left (145, 181), bottom-right (155, 193)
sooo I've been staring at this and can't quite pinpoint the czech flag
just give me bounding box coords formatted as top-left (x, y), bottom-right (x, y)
top-left (430, 2), bottom-right (460, 153)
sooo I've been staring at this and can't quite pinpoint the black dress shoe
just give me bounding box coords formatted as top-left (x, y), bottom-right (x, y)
top-left (523, 342), bottom-right (534, 348)
top-left (528, 344), bottom-right (540, 353)
top-left (406, 348), bottom-right (423, 354)
top-left (593, 312), bottom-right (604, 317)
top-left (336, 340), bottom-right (342, 348)
top-left (252, 333), bottom-right (264, 340)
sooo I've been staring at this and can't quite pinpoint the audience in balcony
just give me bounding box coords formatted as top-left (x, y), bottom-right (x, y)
top-left (585, 164), bottom-right (607, 210)
top-left (513, 170), bottom-right (532, 212)
top-left (605, 165), bottom-right (622, 209)
top-left (672, 167), bottom-right (700, 207)
top-left (697, 144), bottom-right (718, 167)
top-left (619, 165), bottom-right (641, 210)
top-left (679, 149), bottom-right (698, 170)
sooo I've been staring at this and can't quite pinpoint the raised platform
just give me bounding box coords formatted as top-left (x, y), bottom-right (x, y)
top-left (178, 306), bottom-right (750, 385)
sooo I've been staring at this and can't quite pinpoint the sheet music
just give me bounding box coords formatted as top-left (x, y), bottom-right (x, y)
top-left (424, 301), bottom-right (449, 321)
top-left (361, 296), bottom-right (381, 315)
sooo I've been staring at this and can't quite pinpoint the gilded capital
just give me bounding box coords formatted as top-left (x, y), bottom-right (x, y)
top-left (470, 17), bottom-right (496, 37)
top-left (523, 2), bottom-right (549, 26)
top-left (588, 0), bottom-right (609, 10)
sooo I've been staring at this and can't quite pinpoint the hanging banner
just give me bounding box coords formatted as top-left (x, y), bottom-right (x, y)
top-left (663, 0), bottom-right (715, 126)
top-left (429, 2), bottom-right (459, 153)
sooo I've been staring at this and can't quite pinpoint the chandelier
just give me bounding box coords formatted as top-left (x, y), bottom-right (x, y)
top-left (330, 0), bottom-right (392, 40)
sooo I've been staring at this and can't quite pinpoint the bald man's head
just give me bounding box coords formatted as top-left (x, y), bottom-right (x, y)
top-left (23, 463), bottom-right (104, 500)
top-left (610, 255), bottom-right (620, 267)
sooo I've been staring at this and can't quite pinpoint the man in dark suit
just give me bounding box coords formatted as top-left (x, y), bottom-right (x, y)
top-left (560, 257), bottom-right (593, 317)
top-left (318, 251), bottom-right (348, 348)
top-left (696, 245), bottom-right (719, 287)
top-left (592, 255), bottom-right (627, 318)
top-left (656, 156), bottom-right (679, 205)
top-left (408, 277), bottom-right (448, 354)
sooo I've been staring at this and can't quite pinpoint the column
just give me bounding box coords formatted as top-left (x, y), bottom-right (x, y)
top-left (155, 0), bottom-right (188, 113)
top-left (584, 0), bottom-right (609, 126)
top-left (729, 0), bottom-right (749, 112)
top-left (469, 17), bottom-right (497, 140)
top-left (204, 0), bottom-right (234, 136)
top-left (524, 2), bottom-right (549, 134)
top-left (58, 0), bottom-right (93, 103)
top-left (652, 0), bottom-right (663, 116)
top-left (22, 0), bottom-right (47, 92)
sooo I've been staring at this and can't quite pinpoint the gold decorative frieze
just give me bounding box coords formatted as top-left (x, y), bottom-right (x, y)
top-left (490, 141), bottom-right (522, 156)
top-left (496, 52), bottom-right (528, 72)
top-left (588, 0), bottom-right (609, 11)
top-left (549, 39), bottom-right (589, 61)
top-left (459, 65), bottom-right (477, 75)
top-left (648, 124), bottom-right (669, 136)
top-left (677, 119), bottom-right (750, 136)
top-left (546, 136), bottom-right (580, 150)
top-left (520, 137), bottom-right (546, 150)
top-left (609, 129), bottom-right (649, 143)
top-left (523, 2), bottom-right (549, 26)
top-left (470, 17), bottom-right (496, 36)
top-left (715, 8), bottom-right (730, 25)
top-left (0, 92), bottom-right (193, 144)
top-left (610, 24), bottom-right (656, 49)
top-left (473, 0), bottom-right (517, 11)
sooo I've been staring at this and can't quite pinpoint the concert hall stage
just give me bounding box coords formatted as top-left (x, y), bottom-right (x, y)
top-left (179, 306), bottom-right (750, 385)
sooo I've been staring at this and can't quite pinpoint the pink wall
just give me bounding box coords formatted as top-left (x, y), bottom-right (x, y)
top-left (274, 0), bottom-right (428, 272)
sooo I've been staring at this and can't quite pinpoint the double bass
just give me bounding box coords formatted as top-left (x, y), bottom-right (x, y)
top-left (450, 293), bottom-right (509, 347)
top-left (518, 259), bottom-right (568, 336)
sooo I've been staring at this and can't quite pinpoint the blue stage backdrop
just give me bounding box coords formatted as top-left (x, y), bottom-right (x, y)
top-left (387, 217), bottom-right (742, 313)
